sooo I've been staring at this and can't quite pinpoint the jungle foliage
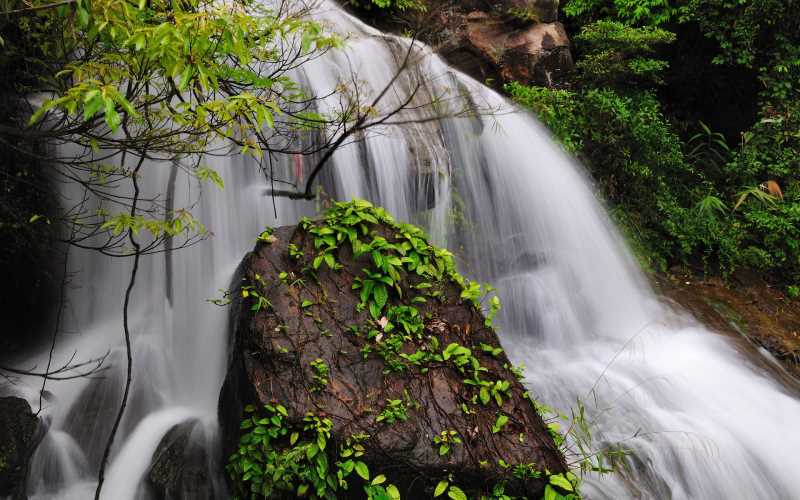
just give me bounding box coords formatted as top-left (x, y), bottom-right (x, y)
top-left (509, 0), bottom-right (800, 287)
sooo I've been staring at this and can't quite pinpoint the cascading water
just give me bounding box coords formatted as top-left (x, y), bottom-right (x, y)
top-left (6, 1), bottom-right (800, 499)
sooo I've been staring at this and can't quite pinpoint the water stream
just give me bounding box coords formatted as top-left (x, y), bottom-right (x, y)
top-left (7, 1), bottom-right (800, 499)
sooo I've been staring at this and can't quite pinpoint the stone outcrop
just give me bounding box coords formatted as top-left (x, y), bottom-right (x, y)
top-left (219, 201), bottom-right (567, 498)
top-left (0, 397), bottom-right (39, 499)
top-left (350, 0), bottom-right (573, 87)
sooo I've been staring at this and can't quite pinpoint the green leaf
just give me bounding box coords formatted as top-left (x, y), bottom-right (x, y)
top-left (434, 480), bottom-right (448, 497)
top-left (373, 284), bottom-right (388, 309)
top-left (369, 301), bottom-right (381, 320)
top-left (386, 484), bottom-right (401, 500)
top-left (354, 461), bottom-right (369, 480)
top-left (479, 387), bottom-right (490, 405)
top-left (76, 6), bottom-right (90, 27)
top-left (492, 414), bottom-right (509, 433)
top-left (371, 474), bottom-right (386, 485)
top-left (549, 473), bottom-right (574, 492)
top-left (447, 486), bottom-right (467, 500)
top-left (544, 484), bottom-right (558, 500)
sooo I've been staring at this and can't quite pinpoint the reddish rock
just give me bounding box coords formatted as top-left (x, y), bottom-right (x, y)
top-left (348, 0), bottom-right (574, 87)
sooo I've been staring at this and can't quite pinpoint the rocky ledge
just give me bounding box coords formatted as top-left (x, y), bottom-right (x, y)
top-left (349, 0), bottom-right (573, 88)
top-left (218, 200), bottom-right (572, 499)
top-left (655, 271), bottom-right (800, 384)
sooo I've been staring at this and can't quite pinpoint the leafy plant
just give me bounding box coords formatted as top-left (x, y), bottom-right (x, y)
top-left (228, 404), bottom-right (403, 500)
top-left (375, 399), bottom-right (409, 424)
top-left (492, 414), bottom-right (509, 434)
top-left (574, 20), bottom-right (675, 89)
top-left (432, 430), bottom-right (461, 456)
top-left (310, 358), bottom-right (329, 392)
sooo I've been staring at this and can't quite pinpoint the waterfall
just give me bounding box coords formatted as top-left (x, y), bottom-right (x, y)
top-left (8, 1), bottom-right (799, 499)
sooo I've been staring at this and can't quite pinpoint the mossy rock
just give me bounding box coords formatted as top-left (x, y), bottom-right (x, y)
top-left (218, 200), bottom-right (569, 499)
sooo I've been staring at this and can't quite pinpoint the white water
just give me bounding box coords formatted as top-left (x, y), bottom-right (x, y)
top-left (6, 1), bottom-right (800, 499)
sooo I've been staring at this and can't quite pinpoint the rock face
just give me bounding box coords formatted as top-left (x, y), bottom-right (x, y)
top-left (454, 11), bottom-right (573, 87)
top-left (0, 397), bottom-right (39, 499)
top-left (350, 0), bottom-right (573, 87)
top-left (219, 201), bottom-right (567, 498)
top-left (146, 420), bottom-right (219, 500)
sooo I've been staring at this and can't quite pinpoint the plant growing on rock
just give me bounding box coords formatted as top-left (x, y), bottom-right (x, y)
top-left (223, 200), bottom-right (633, 499)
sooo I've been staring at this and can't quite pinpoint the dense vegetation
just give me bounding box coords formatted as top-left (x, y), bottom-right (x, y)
top-left (509, 0), bottom-right (799, 293)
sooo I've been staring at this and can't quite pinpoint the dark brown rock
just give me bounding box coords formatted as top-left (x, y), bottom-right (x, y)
top-left (0, 397), bottom-right (39, 499)
top-left (146, 420), bottom-right (219, 500)
top-left (219, 220), bottom-right (566, 497)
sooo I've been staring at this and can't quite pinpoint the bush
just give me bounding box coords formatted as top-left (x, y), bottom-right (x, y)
top-left (507, 80), bottom-right (800, 284)
top-left (507, 82), bottom-right (694, 271)
top-left (573, 21), bottom-right (675, 89)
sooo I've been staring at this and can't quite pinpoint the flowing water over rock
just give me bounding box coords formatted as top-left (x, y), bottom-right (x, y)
top-left (7, 1), bottom-right (800, 498)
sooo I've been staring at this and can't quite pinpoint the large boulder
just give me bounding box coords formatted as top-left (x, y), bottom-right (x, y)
top-left (0, 397), bottom-right (40, 499)
top-left (348, 0), bottom-right (573, 88)
top-left (453, 11), bottom-right (573, 87)
top-left (219, 200), bottom-right (568, 498)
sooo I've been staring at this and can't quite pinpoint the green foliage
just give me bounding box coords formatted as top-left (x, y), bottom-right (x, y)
top-left (1, 0), bottom-right (343, 261)
top-left (542, 0), bottom-right (800, 288)
top-left (508, 75), bottom-right (800, 286)
top-left (491, 414), bottom-right (509, 434)
top-left (432, 430), bottom-right (461, 456)
top-left (563, 0), bottom-right (673, 26)
top-left (348, 0), bottom-right (426, 12)
top-left (573, 20), bottom-right (675, 89)
top-left (241, 274), bottom-right (272, 312)
top-left (309, 358), bottom-right (329, 392)
top-left (228, 404), bottom-right (403, 500)
top-left (375, 399), bottom-right (409, 424)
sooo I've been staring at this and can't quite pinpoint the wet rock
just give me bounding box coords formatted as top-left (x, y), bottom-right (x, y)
top-left (219, 205), bottom-right (566, 498)
top-left (654, 271), bottom-right (800, 383)
top-left (0, 397), bottom-right (39, 499)
top-left (146, 420), bottom-right (218, 500)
